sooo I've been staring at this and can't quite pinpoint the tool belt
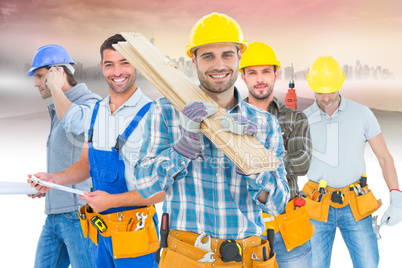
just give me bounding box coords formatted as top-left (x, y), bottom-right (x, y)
top-left (78, 205), bottom-right (159, 259)
top-left (302, 180), bottom-right (381, 222)
top-left (158, 230), bottom-right (278, 268)
top-left (262, 198), bottom-right (314, 252)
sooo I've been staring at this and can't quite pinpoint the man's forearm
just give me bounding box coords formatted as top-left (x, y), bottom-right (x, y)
top-left (51, 87), bottom-right (72, 121)
top-left (52, 146), bottom-right (90, 186)
top-left (110, 191), bottom-right (165, 208)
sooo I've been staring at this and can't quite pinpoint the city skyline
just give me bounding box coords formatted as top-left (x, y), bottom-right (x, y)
top-left (0, 52), bottom-right (395, 82)
top-left (0, 0), bottom-right (401, 77)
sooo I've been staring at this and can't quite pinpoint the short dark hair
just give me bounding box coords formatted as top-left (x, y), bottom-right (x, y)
top-left (100, 34), bottom-right (126, 61)
top-left (44, 65), bottom-right (77, 87)
top-left (63, 66), bottom-right (77, 87)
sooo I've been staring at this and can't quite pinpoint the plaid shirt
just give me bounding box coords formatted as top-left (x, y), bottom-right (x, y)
top-left (135, 91), bottom-right (289, 239)
top-left (245, 97), bottom-right (312, 199)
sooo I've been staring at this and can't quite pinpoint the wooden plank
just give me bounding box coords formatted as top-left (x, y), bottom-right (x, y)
top-left (113, 32), bottom-right (280, 174)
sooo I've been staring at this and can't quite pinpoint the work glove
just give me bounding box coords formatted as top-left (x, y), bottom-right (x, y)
top-left (220, 113), bottom-right (261, 176)
top-left (220, 113), bottom-right (262, 141)
top-left (173, 100), bottom-right (217, 159)
top-left (381, 189), bottom-right (402, 226)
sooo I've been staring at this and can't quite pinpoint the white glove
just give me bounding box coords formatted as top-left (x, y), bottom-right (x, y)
top-left (381, 189), bottom-right (402, 226)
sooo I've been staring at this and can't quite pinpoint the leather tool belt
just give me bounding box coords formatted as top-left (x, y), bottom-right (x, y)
top-left (158, 230), bottom-right (278, 268)
top-left (302, 180), bottom-right (381, 222)
top-left (262, 198), bottom-right (314, 252)
top-left (78, 205), bottom-right (159, 259)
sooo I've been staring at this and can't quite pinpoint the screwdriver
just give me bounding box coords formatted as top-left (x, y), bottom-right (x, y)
top-left (317, 180), bottom-right (327, 202)
top-left (360, 174), bottom-right (367, 188)
top-left (155, 213), bottom-right (169, 264)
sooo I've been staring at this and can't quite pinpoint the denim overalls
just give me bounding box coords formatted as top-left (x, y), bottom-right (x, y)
top-left (87, 100), bottom-right (157, 268)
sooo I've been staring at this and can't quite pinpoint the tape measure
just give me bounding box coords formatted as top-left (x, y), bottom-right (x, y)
top-left (331, 191), bottom-right (345, 204)
top-left (220, 240), bottom-right (242, 262)
top-left (90, 216), bottom-right (107, 233)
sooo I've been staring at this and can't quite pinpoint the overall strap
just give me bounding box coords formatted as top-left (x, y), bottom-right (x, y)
top-left (113, 102), bottom-right (152, 153)
top-left (87, 100), bottom-right (102, 144)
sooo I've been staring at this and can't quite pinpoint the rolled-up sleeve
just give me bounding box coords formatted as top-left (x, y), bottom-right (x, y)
top-left (60, 103), bottom-right (93, 135)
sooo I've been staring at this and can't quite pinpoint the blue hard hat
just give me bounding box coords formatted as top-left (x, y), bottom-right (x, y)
top-left (27, 44), bottom-right (77, 76)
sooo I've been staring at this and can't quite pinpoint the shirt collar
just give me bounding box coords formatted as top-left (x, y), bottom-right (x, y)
top-left (268, 97), bottom-right (280, 110)
top-left (227, 87), bottom-right (242, 113)
top-left (103, 87), bottom-right (144, 113)
top-left (198, 84), bottom-right (242, 113)
top-left (313, 94), bottom-right (346, 116)
top-left (243, 96), bottom-right (280, 113)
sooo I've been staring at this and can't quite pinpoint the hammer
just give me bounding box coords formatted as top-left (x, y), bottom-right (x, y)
top-left (372, 215), bottom-right (389, 240)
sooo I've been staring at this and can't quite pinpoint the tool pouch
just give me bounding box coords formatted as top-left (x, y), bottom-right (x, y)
top-left (302, 182), bottom-right (331, 222)
top-left (251, 252), bottom-right (278, 268)
top-left (349, 187), bottom-right (379, 222)
top-left (78, 205), bottom-right (88, 238)
top-left (111, 226), bottom-right (158, 259)
top-left (245, 241), bottom-right (277, 268)
top-left (78, 205), bottom-right (98, 245)
top-left (109, 209), bottom-right (159, 259)
top-left (278, 205), bottom-right (313, 251)
top-left (263, 200), bottom-right (314, 251)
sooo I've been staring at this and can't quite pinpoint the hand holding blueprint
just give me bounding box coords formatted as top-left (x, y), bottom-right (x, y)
top-left (30, 176), bottom-right (86, 196)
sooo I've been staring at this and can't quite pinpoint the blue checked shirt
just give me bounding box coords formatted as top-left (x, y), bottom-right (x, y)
top-left (135, 90), bottom-right (289, 239)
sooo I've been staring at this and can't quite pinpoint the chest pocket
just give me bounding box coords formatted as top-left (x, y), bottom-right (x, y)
top-left (280, 124), bottom-right (293, 149)
top-left (90, 167), bottom-right (124, 194)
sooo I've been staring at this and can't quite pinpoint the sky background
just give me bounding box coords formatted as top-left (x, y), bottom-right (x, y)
top-left (0, 0), bottom-right (402, 76)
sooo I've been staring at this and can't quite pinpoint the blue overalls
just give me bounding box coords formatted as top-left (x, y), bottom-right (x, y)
top-left (87, 100), bottom-right (158, 268)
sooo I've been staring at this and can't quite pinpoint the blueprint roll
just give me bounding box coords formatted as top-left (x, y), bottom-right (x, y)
top-left (0, 181), bottom-right (38, 195)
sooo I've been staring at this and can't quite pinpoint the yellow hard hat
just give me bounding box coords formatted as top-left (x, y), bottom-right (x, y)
top-left (239, 41), bottom-right (280, 73)
top-left (185, 12), bottom-right (247, 58)
top-left (306, 56), bottom-right (345, 93)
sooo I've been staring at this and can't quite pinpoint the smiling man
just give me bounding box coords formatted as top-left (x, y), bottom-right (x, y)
top-left (27, 44), bottom-right (101, 268)
top-left (29, 34), bottom-right (164, 268)
top-left (135, 13), bottom-right (289, 267)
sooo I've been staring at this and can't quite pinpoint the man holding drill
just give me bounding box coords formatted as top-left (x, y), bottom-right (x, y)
top-left (240, 41), bottom-right (313, 267)
top-left (135, 12), bottom-right (289, 267)
top-left (303, 56), bottom-right (402, 268)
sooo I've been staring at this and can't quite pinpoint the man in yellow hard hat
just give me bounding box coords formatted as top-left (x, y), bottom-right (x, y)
top-left (302, 56), bottom-right (402, 268)
top-left (135, 12), bottom-right (289, 267)
top-left (240, 41), bottom-right (313, 268)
